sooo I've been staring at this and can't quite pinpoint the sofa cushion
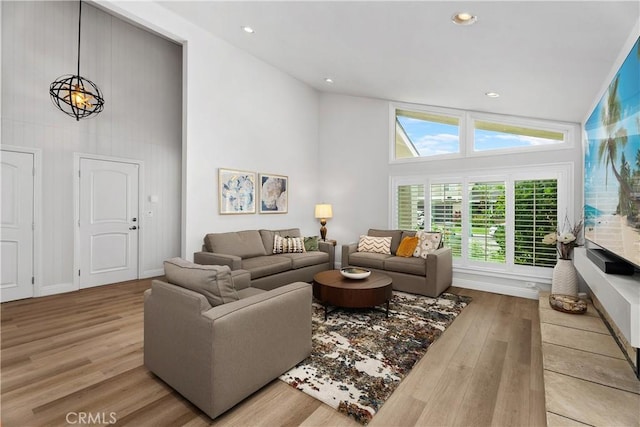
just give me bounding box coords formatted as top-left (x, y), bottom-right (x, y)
top-left (348, 251), bottom-right (392, 270)
top-left (280, 251), bottom-right (329, 269)
top-left (273, 235), bottom-right (306, 254)
top-left (397, 236), bottom-right (419, 257)
top-left (259, 228), bottom-right (301, 254)
top-left (205, 230), bottom-right (267, 258)
top-left (401, 230), bottom-right (417, 240)
top-left (241, 255), bottom-right (292, 279)
top-left (163, 257), bottom-right (238, 307)
top-left (368, 229), bottom-right (403, 254)
top-left (413, 231), bottom-right (443, 259)
top-left (384, 256), bottom-right (427, 276)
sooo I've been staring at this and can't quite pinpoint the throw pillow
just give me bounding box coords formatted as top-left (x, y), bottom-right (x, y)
top-left (396, 236), bottom-right (419, 257)
top-left (357, 235), bottom-right (392, 254)
top-left (413, 231), bottom-right (443, 259)
top-left (273, 235), bottom-right (306, 254)
top-left (304, 236), bottom-right (320, 252)
top-left (163, 257), bottom-right (238, 307)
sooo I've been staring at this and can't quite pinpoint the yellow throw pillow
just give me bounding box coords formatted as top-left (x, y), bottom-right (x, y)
top-left (396, 236), bottom-right (419, 257)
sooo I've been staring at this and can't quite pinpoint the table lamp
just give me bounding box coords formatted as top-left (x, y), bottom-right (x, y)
top-left (314, 204), bottom-right (333, 241)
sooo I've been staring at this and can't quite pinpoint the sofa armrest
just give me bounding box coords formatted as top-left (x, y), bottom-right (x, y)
top-left (230, 269), bottom-right (251, 291)
top-left (194, 251), bottom-right (242, 270)
top-left (318, 240), bottom-right (336, 268)
top-left (144, 280), bottom-right (216, 416)
top-left (203, 282), bottom-right (312, 418)
top-left (426, 247), bottom-right (453, 295)
top-left (341, 243), bottom-right (358, 267)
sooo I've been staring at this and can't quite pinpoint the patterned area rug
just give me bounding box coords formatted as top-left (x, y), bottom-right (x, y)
top-left (279, 291), bottom-right (472, 425)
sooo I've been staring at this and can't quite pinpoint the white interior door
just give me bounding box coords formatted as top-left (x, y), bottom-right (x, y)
top-left (79, 158), bottom-right (139, 288)
top-left (1, 150), bottom-right (34, 302)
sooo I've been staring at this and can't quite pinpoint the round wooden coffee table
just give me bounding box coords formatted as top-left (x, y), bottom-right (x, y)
top-left (313, 270), bottom-right (393, 320)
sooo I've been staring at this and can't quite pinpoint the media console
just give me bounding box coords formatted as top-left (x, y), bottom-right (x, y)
top-left (574, 247), bottom-right (639, 377)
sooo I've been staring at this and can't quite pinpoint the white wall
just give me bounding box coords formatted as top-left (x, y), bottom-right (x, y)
top-left (97, 1), bottom-right (322, 261)
top-left (1, 1), bottom-right (182, 294)
top-left (318, 94), bottom-right (390, 245)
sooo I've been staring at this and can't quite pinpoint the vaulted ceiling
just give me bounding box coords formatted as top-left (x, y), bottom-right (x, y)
top-left (158, 1), bottom-right (639, 123)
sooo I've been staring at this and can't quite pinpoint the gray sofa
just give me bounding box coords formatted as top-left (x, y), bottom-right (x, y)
top-left (342, 229), bottom-right (452, 297)
top-left (144, 258), bottom-right (312, 420)
top-left (194, 228), bottom-right (334, 291)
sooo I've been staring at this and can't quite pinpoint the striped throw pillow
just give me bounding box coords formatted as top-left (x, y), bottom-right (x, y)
top-left (273, 235), bottom-right (306, 254)
top-left (357, 235), bottom-right (392, 254)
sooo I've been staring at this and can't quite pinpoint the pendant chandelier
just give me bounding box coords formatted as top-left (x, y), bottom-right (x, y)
top-left (49, 1), bottom-right (104, 121)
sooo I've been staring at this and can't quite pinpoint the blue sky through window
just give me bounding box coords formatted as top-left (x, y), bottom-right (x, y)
top-left (397, 116), bottom-right (459, 157)
top-left (398, 114), bottom-right (564, 156)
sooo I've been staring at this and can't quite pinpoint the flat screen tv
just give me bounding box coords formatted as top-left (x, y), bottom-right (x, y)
top-left (584, 36), bottom-right (640, 271)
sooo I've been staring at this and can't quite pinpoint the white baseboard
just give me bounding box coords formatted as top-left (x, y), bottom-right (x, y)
top-left (37, 282), bottom-right (76, 297)
top-left (453, 277), bottom-right (542, 300)
top-left (141, 268), bottom-right (164, 279)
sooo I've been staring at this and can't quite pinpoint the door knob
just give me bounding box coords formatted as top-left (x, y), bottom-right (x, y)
top-left (129, 226), bottom-right (138, 230)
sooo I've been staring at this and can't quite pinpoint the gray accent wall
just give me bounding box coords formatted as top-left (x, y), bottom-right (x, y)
top-left (1, 1), bottom-right (182, 292)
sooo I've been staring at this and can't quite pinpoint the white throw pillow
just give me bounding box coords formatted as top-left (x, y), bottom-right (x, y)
top-left (413, 231), bottom-right (443, 259)
top-left (357, 235), bottom-right (392, 254)
top-left (273, 235), bottom-right (306, 254)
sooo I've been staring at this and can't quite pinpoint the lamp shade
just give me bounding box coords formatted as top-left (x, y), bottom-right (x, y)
top-left (314, 204), bottom-right (333, 219)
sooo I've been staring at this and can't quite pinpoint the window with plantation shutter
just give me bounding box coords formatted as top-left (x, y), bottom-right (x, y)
top-left (397, 184), bottom-right (424, 230)
top-left (514, 179), bottom-right (558, 267)
top-left (430, 183), bottom-right (462, 258)
top-left (391, 166), bottom-right (571, 280)
top-left (468, 182), bottom-right (506, 263)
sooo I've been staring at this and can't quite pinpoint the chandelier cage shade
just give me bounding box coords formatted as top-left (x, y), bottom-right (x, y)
top-left (49, 1), bottom-right (104, 121)
top-left (49, 75), bottom-right (105, 120)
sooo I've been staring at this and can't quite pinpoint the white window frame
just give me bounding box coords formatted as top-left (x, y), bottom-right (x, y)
top-left (467, 111), bottom-right (576, 158)
top-left (390, 102), bottom-right (578, 164)
top-left (389, 102), bottom-right (466, 163)
top-left (390, 163), bottom-right (574, 280)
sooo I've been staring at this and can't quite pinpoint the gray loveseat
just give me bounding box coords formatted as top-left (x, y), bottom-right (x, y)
top-left (194, 228), bottom-right (334, 291)
top-left (342, 229), bottom-right (452, 297)
top-left (144, 258), bottom-right (312, 420)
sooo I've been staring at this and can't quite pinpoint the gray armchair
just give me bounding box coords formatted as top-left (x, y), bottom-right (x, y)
top-left (144, 265), bottom-right (312, 419)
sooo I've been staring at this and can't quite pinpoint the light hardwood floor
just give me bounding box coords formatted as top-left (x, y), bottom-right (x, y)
top-left (1, 279), bottom-right (547, 426)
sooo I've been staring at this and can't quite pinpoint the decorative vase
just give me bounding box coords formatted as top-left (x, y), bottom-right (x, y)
top-left (551, 259), bottom-right (578, 297)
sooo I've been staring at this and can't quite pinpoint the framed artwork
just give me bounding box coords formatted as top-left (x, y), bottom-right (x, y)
top-left (218, 168), bottom-right (256, 214)
top-left (259, 173), bottom-right (288, 214)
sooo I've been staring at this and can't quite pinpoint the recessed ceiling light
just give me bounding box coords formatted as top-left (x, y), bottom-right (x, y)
top-left (485, 91), bottom-right (500, 98)
top-left (324, 78), bottom-right (334, 84)
top-left (241, 26), bottom-right (255, 34)
top-left (452, 12), bottom-right (477, 25)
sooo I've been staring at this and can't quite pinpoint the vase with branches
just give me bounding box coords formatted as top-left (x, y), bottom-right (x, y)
top-left (541, 216), bottom-right (584, 260)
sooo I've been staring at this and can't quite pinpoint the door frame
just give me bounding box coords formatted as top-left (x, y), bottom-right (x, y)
top-left (73, 153), bottom-right (145, 290)
top-left (1, 145), bottom-right (42, 297)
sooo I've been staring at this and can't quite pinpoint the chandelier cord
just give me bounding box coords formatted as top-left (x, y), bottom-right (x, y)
top-left (77, 1), bottom-right (82, 77)
top-left (49, 0), bottom-right (104, 120)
